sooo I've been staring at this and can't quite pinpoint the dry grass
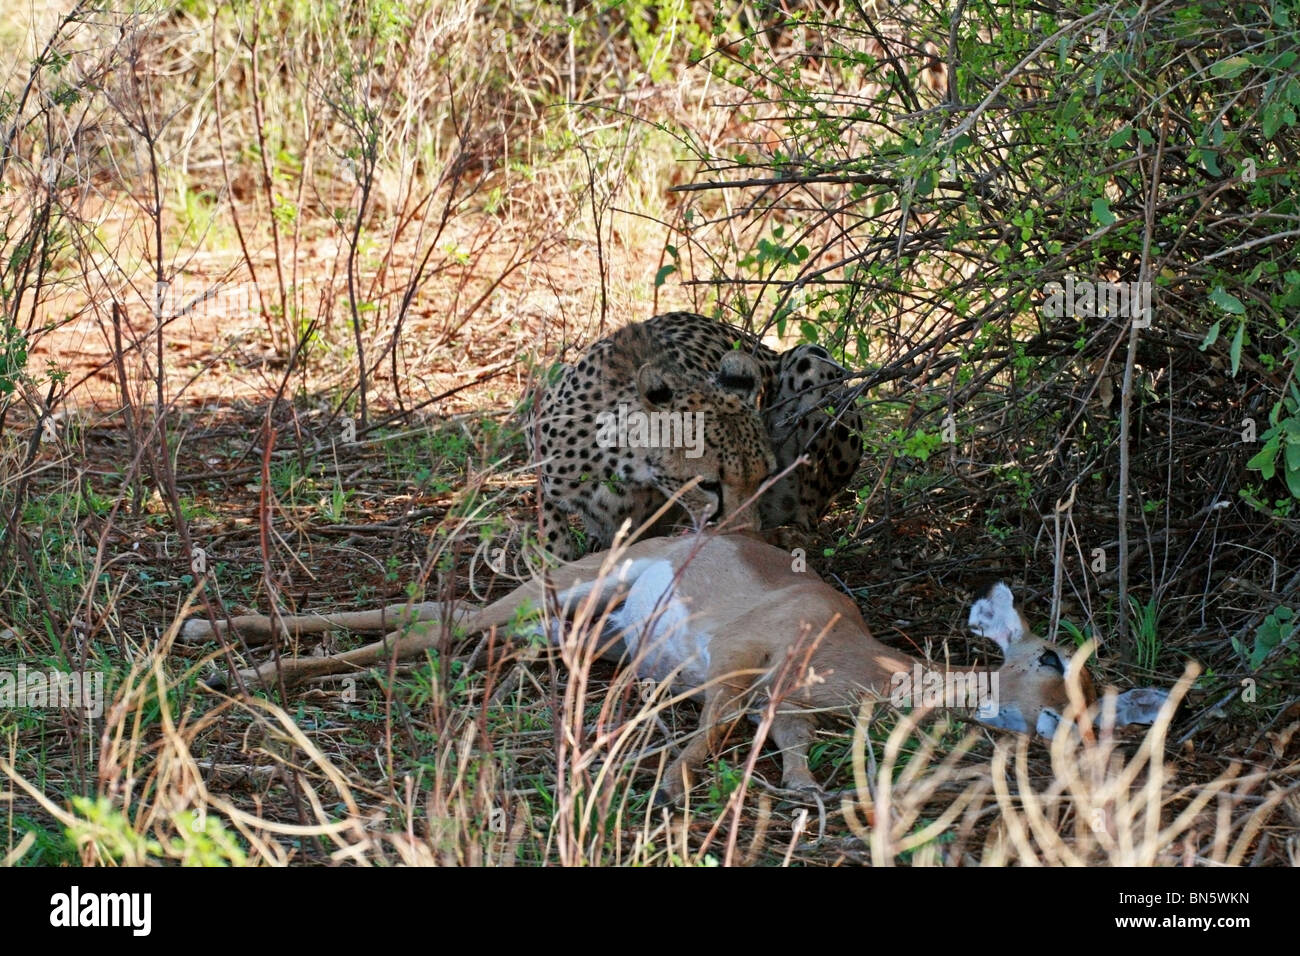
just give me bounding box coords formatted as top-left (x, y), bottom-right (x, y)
top-left (7, 576), bottom-right (1293, 866)
top-left (1, 1), bottom-right (1297, 866)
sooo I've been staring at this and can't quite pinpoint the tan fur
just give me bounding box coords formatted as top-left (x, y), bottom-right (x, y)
top-left (183, 533), bottom-right (1095, 801)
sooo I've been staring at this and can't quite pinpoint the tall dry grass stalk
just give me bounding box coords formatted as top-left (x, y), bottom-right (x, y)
top-left (841, 664), bottom-right (1296, 866)
top-left (6, 548), bottom-right (1291, 867)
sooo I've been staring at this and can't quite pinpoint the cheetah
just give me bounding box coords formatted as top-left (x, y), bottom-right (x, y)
top-left (525, 311), bottom-right (862, 559)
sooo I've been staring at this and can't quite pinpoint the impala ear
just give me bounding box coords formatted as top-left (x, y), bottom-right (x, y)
top-left (1104, 687), bottom-right (1170, 726)
top-left (975, 703), bottom-right (1031, 734)
top-left (968, 581), bottom-right (1024, 651)
top-left (716, 351), bottom-right (763, 406)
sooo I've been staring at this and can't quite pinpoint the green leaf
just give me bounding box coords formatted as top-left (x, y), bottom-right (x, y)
top-left (1211, 56), bottom-right (1251, 79)
top-left (1199, 320), bottom-right (1221, 350)
top-left (1229, 321), bottom-right (1245, 377)
top-left (1286, 441), bottom-right (1300, 474)
top-left (1209, 286), bottom-right (1245, 314)
top-left (1263, 102), bottom-right (1285, 139)
top-left (1091, 197), bottom-right (1115, 226)
top-left (654, 264), bottom-right (676, 288)
top-left (1247, 441), bottom-right (1277, 478)
top-left (1106, 127), bottom-right (1132, 148)
top-left (1287, 466), bottom-right (1300, 499)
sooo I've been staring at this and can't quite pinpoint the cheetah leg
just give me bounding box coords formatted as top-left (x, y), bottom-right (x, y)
top-left (539, 495), bottom-right (577, 561)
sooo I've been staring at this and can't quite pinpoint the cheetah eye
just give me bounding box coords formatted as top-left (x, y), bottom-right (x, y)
top-left (645, 384), bottom-right (673, 405)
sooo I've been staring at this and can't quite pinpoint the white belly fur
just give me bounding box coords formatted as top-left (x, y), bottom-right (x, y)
top-left (606, 559), bottom-right (711, 688)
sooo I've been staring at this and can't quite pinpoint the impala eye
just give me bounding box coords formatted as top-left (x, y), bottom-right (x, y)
top-left (1038, 648), bottom-right (1065, 674)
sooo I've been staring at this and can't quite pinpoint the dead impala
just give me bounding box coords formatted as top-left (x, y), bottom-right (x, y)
top-left (183, 532), bottom-right (1167, 802)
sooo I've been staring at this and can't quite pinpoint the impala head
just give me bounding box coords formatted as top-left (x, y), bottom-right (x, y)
top-left (968, 582), bottom-right (1097, 736)
top-left (635, 353), bottom-right (776, 533)
top-left (968, 582), bottom-right (1172, 736)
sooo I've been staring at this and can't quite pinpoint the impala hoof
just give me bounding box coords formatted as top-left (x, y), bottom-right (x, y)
top-left (180, 619), bottom-right (215, 643)
top-left (655, 777), bottom-right (695, 807)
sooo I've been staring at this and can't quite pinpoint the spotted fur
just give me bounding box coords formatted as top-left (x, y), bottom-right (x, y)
top-left (525, 311), bottom-right (862, 559)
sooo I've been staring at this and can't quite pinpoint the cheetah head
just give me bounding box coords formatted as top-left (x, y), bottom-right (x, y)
top-left (634, 351), bottom-right (776, 533)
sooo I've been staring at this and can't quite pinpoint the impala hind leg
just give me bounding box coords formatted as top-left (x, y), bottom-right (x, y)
top-left (769, 712), bottom-right (821, 793)
top-left (235, 616), bottom-right (457, 688)
top-left (181, 602), bottom-right (449, 645)
top-left (656, 649), bottom-right (767, 806)
top-left (234, 555), bottom-right (641, 690)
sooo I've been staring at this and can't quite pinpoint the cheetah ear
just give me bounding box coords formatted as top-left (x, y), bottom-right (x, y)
top-left (716, 351), bottom-right (763, 407)
top-left (636, 363), bottom-right (675, 409)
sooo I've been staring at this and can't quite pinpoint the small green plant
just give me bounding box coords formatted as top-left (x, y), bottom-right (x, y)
top-left (319, 479), bottom-right (351, 522)
top-left (65, 796), bottom-right (164, 865)
top-left (706, 759), bottom-right (744, 804)
top-left (10, 816), bottom-right (79, 865)
top-left (1232, 605), bottom-right (1296, 670)
top-left (623, 0), bottom-right (709, 82)
top-left (1246, 382), bottom-right (1300, 501)
top-left (166, 811), bottom-right (249, 866)
top-left (1057, 618), bottom-right (1091, 648)
top-left (268, 456), bottom-right (316, 506)
top-left (1127, 595), bottom-right (1161, 673)
top-left (0, 322), bottom-right (28, 397)
top-left (892, 426), bottom-right (943, 462)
